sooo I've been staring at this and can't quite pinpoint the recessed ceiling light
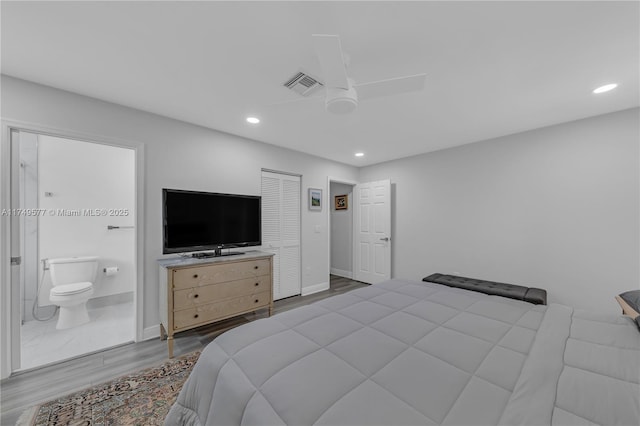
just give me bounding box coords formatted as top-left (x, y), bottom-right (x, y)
top-left (355, 152), bottom-right (364, 157)
top-left (593, 83), bottom-right (618, 94)
top-left (246, 117), bottom-right (260, 124)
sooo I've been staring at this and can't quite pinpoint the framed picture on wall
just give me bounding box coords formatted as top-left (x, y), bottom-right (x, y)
top-left (334, 194), bottom-right (348, 210)
top-left (309, 188), bottom-right (322, 211)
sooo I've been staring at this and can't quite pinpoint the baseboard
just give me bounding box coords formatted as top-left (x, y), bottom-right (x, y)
top-left (87, 291), bottom-right (134, 309)
top-left (330, 268), bottom-right (353, 279)
top-left (142, 325), bottom-right (160, 341)
top-left (301, 281), bottom-right (329, 296)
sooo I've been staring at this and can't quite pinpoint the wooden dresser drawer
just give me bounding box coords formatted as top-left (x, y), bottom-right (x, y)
top-left (172, 258), bottom-right (271, 290)
top-left (159, 252), bottom-right (274, 358)
top-left (173, 291), bottom-right (271, 330)
top-left (173, 275), bottom-right (270, 310)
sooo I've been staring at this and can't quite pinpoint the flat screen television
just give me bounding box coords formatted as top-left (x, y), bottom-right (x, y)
top-left (162, 188), bottom-right (261, 256)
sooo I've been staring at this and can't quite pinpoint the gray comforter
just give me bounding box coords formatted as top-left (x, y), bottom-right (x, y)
top-left (165, 278), bottom-right (640, 425)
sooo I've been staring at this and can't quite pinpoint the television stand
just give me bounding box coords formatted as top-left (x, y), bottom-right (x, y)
top-left (191, 249), bottom-right (244, 258)
top-left (158, 251), bottom-right (274, 358)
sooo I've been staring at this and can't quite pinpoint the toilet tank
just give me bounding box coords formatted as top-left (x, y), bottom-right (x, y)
top-left (48, 256), bottom-right (99, 286)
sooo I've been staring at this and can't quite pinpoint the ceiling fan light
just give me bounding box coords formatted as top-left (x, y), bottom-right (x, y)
top-left (325, 86), bottom-right (358, 114)
top-left (327, 97), bottom-right (358, 114)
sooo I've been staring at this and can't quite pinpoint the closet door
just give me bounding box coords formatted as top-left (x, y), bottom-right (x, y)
top-left (261, 173), bottom-right (281, 297)
top-left (261, 171), bottom-right (301, 300)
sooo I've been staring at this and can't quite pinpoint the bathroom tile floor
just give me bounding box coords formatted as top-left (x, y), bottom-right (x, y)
top-left (20, 300), bottom-right (134, 371)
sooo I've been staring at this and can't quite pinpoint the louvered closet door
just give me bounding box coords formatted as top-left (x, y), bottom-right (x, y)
top-left (261, 171), bottom-right (301, 300)
top-left (262, 174), bottom-right (281, 297)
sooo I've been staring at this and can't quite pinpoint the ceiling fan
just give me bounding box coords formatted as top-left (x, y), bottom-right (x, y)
top-left (289, 34), bottom-right (427, 114)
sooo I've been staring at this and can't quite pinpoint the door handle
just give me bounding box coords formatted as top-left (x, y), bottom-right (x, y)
top-left (379, 237), bottom-right (390, 242)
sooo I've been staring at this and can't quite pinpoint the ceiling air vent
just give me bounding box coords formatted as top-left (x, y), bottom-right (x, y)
top-left (283, 71), bottom-right (323, 96)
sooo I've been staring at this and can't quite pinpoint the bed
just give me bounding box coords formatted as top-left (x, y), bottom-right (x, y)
top-left (165, 278), bottom-right (640, 425)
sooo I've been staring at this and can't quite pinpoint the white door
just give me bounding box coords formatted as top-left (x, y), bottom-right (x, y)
top-left (261, 171), bottom-right (301, 300)
top-left (353, 179), bottom-right (391, 284)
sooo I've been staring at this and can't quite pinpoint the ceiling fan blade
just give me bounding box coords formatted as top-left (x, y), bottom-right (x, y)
top-left (355, 73), bottom-right (427, 101)
top-left (312, 34), bottom-right (350, 90)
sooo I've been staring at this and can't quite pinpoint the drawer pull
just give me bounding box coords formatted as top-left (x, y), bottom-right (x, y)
top-left (194, 314), bottom-right (199, 319)
top-left (254, 299), bottom-right (259, 303)
top-left (254, 265), bottom-right (258, 270)
top-left (193, 274), bottom-right (198, 278)
top-left (254, 282), bottom-right (259, 286)
top-left (193, 294), bottom-right (199, 298)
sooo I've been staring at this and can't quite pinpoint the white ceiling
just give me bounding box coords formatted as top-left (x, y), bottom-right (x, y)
top-left (2, 1), bottom-right (638, 167)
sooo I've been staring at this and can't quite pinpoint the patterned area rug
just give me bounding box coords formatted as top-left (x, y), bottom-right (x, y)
top-left (17, 351), bottom-right (200, 426)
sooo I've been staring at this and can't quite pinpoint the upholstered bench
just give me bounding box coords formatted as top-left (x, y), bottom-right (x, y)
top-left (422, 273), bottom-right (547, 305)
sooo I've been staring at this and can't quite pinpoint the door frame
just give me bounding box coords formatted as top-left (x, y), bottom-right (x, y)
top-left (0, 120), bottom-right (145, 378)
top-left (326, 176), bottom-right (358, 286)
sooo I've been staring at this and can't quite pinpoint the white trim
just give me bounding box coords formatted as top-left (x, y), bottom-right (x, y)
top-left (133, 145), bottom-right (145, 344)
top-left (301, 281), bottom-right (329, 296)
top-left (330, 268), bottom-right (353, 279)
top-left (143, 325), bottom-right (161, 341)
top-left (261, 168), bottom-right (302, 178)
top-left (0, 119), bottom-right (145, 377)
top-left (1, 124), bottom-right (12, 379)
top-left (327, 176), bottom-right (359, 186)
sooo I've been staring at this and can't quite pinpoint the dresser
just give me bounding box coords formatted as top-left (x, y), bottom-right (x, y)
top-left (158, 251), bottom-right (274, 357)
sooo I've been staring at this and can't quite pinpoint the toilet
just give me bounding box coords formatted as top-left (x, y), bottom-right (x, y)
top-left (48, 256), bottom-right (98, 329)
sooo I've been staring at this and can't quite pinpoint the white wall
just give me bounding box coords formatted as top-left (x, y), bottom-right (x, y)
top-left (36, 134), bottom-right (135, 304)
top-left (1, 75), bottom-right (359, 331)
top-left (359, 108), bottom-right (639, 313)
top-left (330, 182), bottom-right (353, 277)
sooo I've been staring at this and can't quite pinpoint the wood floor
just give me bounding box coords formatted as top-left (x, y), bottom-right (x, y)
top-left (0, 275), bottom-right (367, 425)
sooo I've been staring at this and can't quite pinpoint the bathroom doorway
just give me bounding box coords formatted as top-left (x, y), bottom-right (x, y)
top-left (9, 130), bottom-right (137, 371)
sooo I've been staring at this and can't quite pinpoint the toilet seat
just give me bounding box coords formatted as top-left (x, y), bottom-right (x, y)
top-left (50, 281), bottom-right (93, 296)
